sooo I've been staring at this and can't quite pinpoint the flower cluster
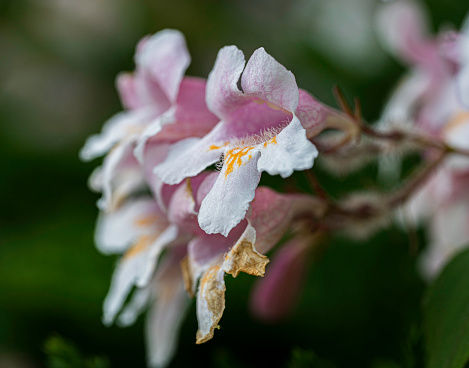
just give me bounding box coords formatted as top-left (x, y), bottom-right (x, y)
top-left (82, 3), bottom-right (469, 365)
top-left (376, 0), bottom-right (469, 279)
top-left (81, 29), bottom-right (341, 367)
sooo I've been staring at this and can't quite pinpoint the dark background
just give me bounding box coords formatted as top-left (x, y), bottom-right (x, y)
top-left (1, 0), bottom-right (468, 367)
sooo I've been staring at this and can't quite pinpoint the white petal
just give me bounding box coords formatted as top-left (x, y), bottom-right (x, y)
top-left (136, 225), bottom-right (179, 287)
top-left (198, 150), bottom-right (261, 236)
top-left (102, 245), bottom-right (150, 325)
top-left (146, 280), bottom-right (189, 368)
top-left (80, 109), bottom-right (154, 161)
top-left (133, 107), bottom-right (176, 163)
top-left (98, 142), bottom-right (145, 211)
top-left (257, 116), bottom-right (317, 178)
top-left (95, 198), bottom-right (161, 255)
top-left (154, 122), bottom-right (229, 185)
top-left (117, 286), bottom-right (151, 327)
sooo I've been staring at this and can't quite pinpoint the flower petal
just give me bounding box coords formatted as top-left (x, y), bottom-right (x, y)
top-left (136, 224), bottom-right (179, 287)
top-left (95, 197), bottom-right (162, 255)
top-left (145, 265), bottom-right (189, 368)
top-left (250, 187), bottom-right (323, 254)
top-left (80, 108), bottom-right (155, 161)
top-left (102, 237), bottom-right (153, 325)
top-left (257, 116), bottom-right (318, 178)
top-left (195, 265), bottom-right (226, 344)
top-left (116, 72), bottom-right (140, 110)
top-left (250, 235), bottom-right (313, 322)
top-left (183, 223), bottom-right (247, 295)
top-left (117, 286), bottom-right (151, 327)
top-left (97, 142), bottom-right (146, 211)
top-left (154, 122), bottom-right (229, 185)
top-left (221, 223), bottom-right (269, 278)
top-left (135, 29), bottom-right (191, 107)
top-left (198, 149), bottom-right (261, 236)
top-left (134, 77), bottom-right (219, 163)
top-left (375, 0), bottom-right (435, 65)
top-left (206, 45), bottom-right (247, 119)
top-left (241, 47), bottom-right (299, 112)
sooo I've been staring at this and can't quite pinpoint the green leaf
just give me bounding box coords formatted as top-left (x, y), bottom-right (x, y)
top-left (424, 248), bottom-right (469, 368)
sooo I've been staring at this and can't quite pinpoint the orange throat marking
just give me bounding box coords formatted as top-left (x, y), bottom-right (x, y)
top-left (224, 146), bottom-right (255, 178)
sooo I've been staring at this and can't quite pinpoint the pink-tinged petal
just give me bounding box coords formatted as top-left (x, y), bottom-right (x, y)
top-left (167, 174), bottom-right (212, 234)
top-left (206, 45), bottom-right (247, 119)
top-left (224, 100), bottom-right (292, 136)
top-left (95, 197), bottom-right (162, 255)
top-left (154, 122), bottom-right (229, 185)
top-left (375, 0), bottom-right (436, 66)
top-left (174, 77), bottom-right (219, 129)
top-left (257, 116), bottom-right (318, 178)
top-left (141, 141), bottom-right (172, 209)
top-left (250, 236), bottom-right (313, 322)
top-left (80, 108), bottom-right (155, 161)
top-left (137, 224), bottom-right (179, 287)
top-left (145, 261), bottom-right (189, 368)
top-left (117, 286), bottom-right (151, 327)
top-left (135, 29), bottom-right (190, 107)
top-left (296, 90), bottom-right (328, 131)
top-left (198, 150), bottom-right (262, 236)
top-left (116, 72), bottom-right (140, 110)
top-left (133, 77), bottom-right (219, 162)
top-left (250, 187), bottom-right (322, 254)
top-left (241, 47), bottom-right (299, 112)
top-left (184, 223), bottom-right (247, 295)
top-left (195, 172), bottom-right (218, 211)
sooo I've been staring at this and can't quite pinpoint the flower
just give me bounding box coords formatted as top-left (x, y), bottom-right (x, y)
top-left (96, 168), bottom-right (320, 366)
top-left (80, 29), bottom-right (218, 210)
top-left (376, 0), bottom-right (469, 279)
top-left (376, 0), bottom-right (461, 134)
top-left (155, 45), bottom-right (333, 236)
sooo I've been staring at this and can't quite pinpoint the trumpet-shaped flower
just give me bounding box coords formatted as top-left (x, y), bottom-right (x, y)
top-left (80, 29), bottom-right (218, 210)
top-left (155, 45), bottom-right (331, 236)
top-left (96, 164), bottom-right (320, 366)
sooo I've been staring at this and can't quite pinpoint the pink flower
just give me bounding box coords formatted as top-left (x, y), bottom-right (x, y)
top-left (155, 45), bottom-right (331, 236)
top-left (80, 29), bottom-right (218, 210)
top-left (376, 0), bottom-right (462, 134)
top-left (250, 234), bottom-right (317, 322)
top-left (377, 1), bottom-right (469, 278)
top-left (96, 166), bottom-right (320, 365)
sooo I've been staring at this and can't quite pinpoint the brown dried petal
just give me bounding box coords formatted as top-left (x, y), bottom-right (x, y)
top-left (195, 266), bottom-right (225, 344)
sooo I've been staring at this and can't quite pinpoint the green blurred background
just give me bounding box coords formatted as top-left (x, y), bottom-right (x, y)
top-left (1, 0), bottom-right (468, 367)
